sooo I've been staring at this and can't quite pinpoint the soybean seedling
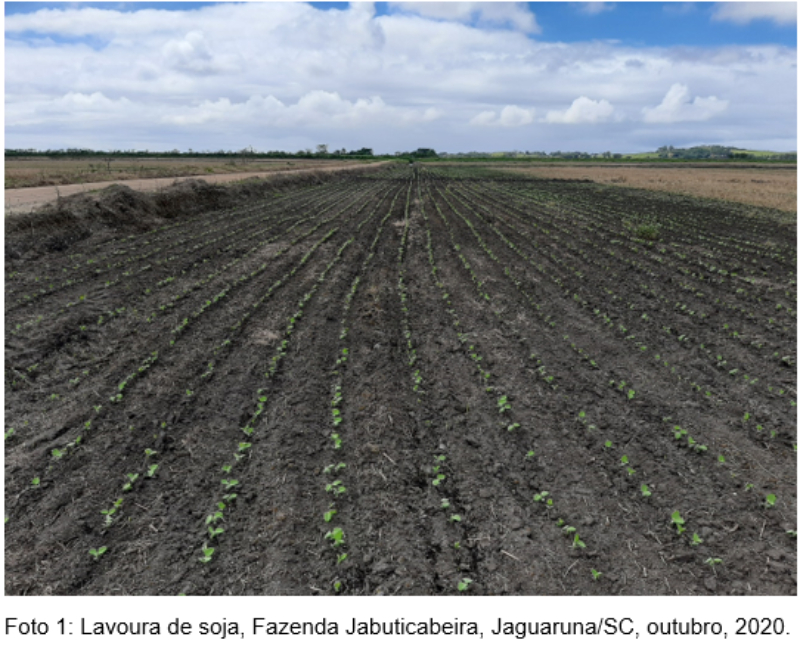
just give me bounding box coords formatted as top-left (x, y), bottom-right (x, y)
top-left (765, 494), bottom-right (777, 508)
top-left (671, 510), bottom-right (686, 535)
top-left (325, 527), bottom-right (345, 547)
top-left (591, 568), bottom-right (602, 581)
top-left (450, 514), bottom-right (462, 523)
top-left (457, 578), bottom-right (473, 592)
top-left (525, 450), bottom-right (535, 460)
top-left (572, 533), bottom-right (586, 549)
top-left (325, 480), bottom-right (346, 497)
top-left (146, 464), bottom-right (159, 478)
top-left (704, 557), bottom-right (722, 574)
top-left (640, 484), bottom-right (652, 497)
top-left (690, 532), bottom-right (703, 546)
top-left (323, 506), bottom-right (337, 523)
top-left (89, 546), bottom-right (107, 561)
top-left (497, 395), bottom-right (511, 414)
top-left (441, 498), bottom-right (450, 509)
top-left (122, 473), bottom-right (139, 492)
top-left (199, 544), bottom-right (214, 564)
top-left (604, 440), bottom-right (613, 451)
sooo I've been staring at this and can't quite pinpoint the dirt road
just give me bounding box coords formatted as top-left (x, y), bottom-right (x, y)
top-left (4, 162), bottom-right (390, 215)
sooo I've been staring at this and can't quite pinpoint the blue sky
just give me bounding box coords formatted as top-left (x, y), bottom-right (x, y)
top-left (7, 2), bottom-right (797, 47)
top-left (4, 2), bottom-right (797, 153)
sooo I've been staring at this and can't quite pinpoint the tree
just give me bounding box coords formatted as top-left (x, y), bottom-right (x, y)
top-left (316, 144), bottom-right (329, 156)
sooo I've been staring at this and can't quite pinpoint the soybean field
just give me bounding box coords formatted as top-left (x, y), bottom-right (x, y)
top-left (5, 164), bottom-right (796, 595)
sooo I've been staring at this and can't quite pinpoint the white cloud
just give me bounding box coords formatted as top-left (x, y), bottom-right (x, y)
top-left (470, 105), bottom-right (536, 127)
top-left (711, 2), bottom-right (796, 26)
top-left (162, 91), bottom-right (442, 129)
top-left (577, 3), bottom-right (617, 16)
top-left (544, 97), bottom-right (616, 124)
top-left (389, 2), bottom-right (540, 33)
top-left (641, 84), bottom-right (729, 123)
top-left (3, 3), bottom-right (795, 153)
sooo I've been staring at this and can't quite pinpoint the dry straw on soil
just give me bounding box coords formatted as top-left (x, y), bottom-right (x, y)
top-left (503, 164), bottom-right (797, 214)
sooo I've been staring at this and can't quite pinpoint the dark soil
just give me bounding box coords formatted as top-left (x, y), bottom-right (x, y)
top-left (5, 164), bottom-right (796, 596)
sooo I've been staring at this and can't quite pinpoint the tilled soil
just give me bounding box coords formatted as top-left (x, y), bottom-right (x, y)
top-left (4, 164), bottom-right (796, 595)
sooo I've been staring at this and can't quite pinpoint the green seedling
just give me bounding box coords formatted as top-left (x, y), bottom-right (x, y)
top-left (144, 448), bottom-right (157, 457)
top-left (627, 389), bottom-right (635, 400)
top-left (323, 462), bottom-right (347, 474)
top-left (126, 472), bottom-right (139, 483)
top-left (207, 526), bottom-right (224, 540)
top-left (591, 568), bottom-right (602, 581)
top-left (89, 546), bottom-right (107, 561)
top-left (497, 395), bottom-right (511, 414)
top-left (199, 544), bottom-right (214, 564)
top-left (704, 557), bottom-right (722, 566)
top-left (323, 507), bottom-right (337, 523)
top-left (331, 433), bottom-right (342, 449)
top-left (457, 578), bottom-right (473, 592)
top-left (441, 498), bottom-right (450, 509)
top-left (671, 510), bottom-right (686, 535)
top-left (620, 455), bottom-right (629, 465)
top-left (533, 491), bottom-right (550, 503)
top-left (432, 474), bottom-right (446, 487)
top-left (690, 532), bottom-right (703, 546)
top-left (221, 465), bottom-right (232, 474)
top-left (718, 455), bottom-right (725, 464)
top-left (745, 483), bottom-right (754, 491)
top-left (765, 494), bottom-right (777, 508)
top-left (640, 484), bottom-right (652, 497)
top-left (450, 514), bottom-right (462, 523)
top-left (31, 476), bottom-right (40, 488)
top-left (525, 450), bottom-right (535, 459)
top-left (334, 581), bottom-right (342, 593)
top-left (147, 464), bottom-right (158, 478)
top-left (205, 511), bottom-right (223, 525)
top-left (572, 533), bottom-right (586, 549)
top-left (786, 530), bottom-right (797, 538)
top-left (325, 480), bottom-right (346, 497)
top-left (325, 527), bottom-right (345, 547)
top-left (337, 553), bottom-right (348, 565)
top-left (51, 448), bottom-right (64, 460)
top-left (674, 426), bottom-right (688, 440)
top-left (454, 541), bottom-right (462, 550)
top-left (221, 478), bottom-right (239, 490)
top-left (604, 440), bottom-right (613, 450)
top-left (507, 423), bottom-right (520, 432)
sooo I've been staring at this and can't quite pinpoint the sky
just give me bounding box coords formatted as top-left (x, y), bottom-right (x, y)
top-left (3, 1), bottom-right (798, 154)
